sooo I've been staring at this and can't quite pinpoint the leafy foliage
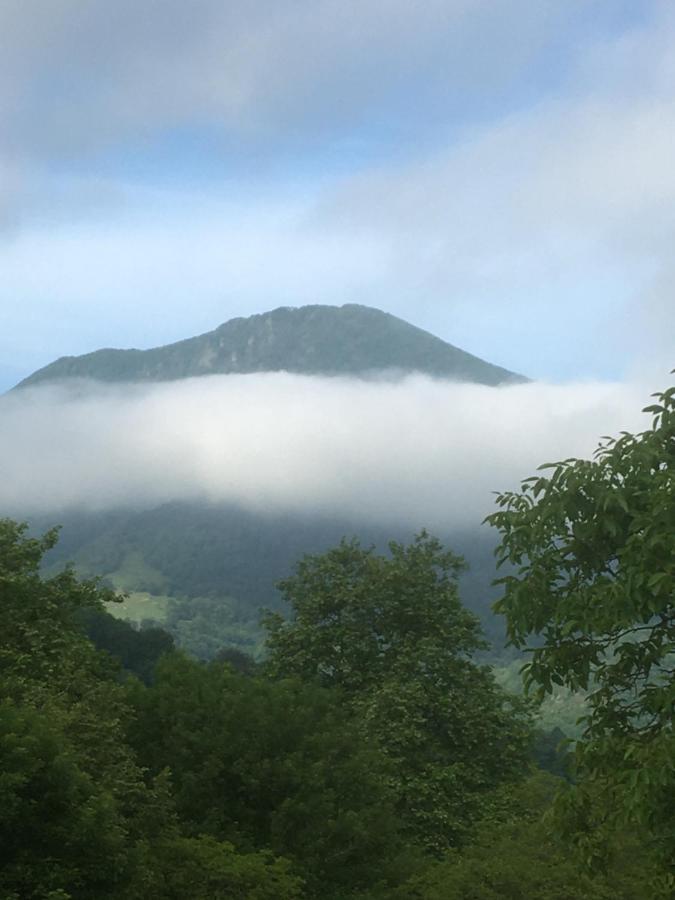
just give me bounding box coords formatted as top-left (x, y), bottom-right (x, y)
top-left (126, 654), bottom-right (414, 899)
top-left (493, 658), bottom-right (589, 738)
top-left (265, 532), bottom-right (532, 852)
top-left (0, 700), bottom-right (135, 900)
top-left (0, 514), bottom-right (663, 897)
top-left (164, 594), bottom-right (261, 660)
top-left (0, 520), bottom-right (156, 896)
top-left (0, 518), bottom-right (301, 899)
top-left (486, 381), bottom-right (675, 884)
top-left (144, 835), bottom-right (303, 900)
top-left (78, 606), bottom-right (175, 683)
top-left (392, 773), bottom-right (654, 900)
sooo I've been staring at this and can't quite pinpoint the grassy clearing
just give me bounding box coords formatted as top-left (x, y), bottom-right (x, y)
top-left (105, 550), bottom-right (169, 594)
top-left (106, 591), bottom-right (171, 624)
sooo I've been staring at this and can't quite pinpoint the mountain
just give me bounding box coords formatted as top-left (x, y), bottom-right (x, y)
top-left (16, 303), bottom-right (524, 660)
top-left (36, 501), bottom-right (507, 661)
top-left (15, 303), bottom-right (525, 388)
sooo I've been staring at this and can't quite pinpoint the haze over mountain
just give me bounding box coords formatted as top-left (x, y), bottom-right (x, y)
top-left (4, 300), bottom-right (653, 658)
top-left (15, 304), bottom-right (525, 390)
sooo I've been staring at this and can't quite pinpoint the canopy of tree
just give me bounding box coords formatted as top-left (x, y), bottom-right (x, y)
top-left (0, 520), bottom-right (302, 899)
top-left (265, 533), bottom-right (533, 851)
top-left (487, 380), bottom-right (675, 891)
top-left (0, 514), bottom-right (663, 897)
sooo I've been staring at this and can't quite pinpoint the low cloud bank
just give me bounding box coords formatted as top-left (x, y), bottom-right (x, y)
top-left (0, 373), bottom-right (658, 530)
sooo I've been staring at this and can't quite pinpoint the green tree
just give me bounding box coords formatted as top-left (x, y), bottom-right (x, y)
top-left (264, 533), bottom-right (532, 852)
top-left (392, 773), bottom-right (654, 900)
top-left (0, 520), bottom-right (116, 696)
top-left (146, 834), bottom-right (304, 900)
top-left (0, 700), bottom-right (137, 900)
top-left (0, 518), bottom-right (298, 900)
top-left (164, 594), bottom-right (260, 661)
top-left (126, 653), bottom-right (414, 899)
top-left (486, 381), bottom-right (675, 888)
top-left (77, 606), bottom-right (175, 683)
top-left (0, 520), bottom-right (160, 897)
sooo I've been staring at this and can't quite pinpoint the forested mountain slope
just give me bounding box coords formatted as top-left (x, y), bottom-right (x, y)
top-left (36, 503), bottom-right (505, 659)
top-left (15, 303), bottom-right (525, 388)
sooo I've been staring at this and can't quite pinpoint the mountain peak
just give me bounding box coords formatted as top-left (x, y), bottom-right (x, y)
top-left (15, 304), bottom-right (526, 388)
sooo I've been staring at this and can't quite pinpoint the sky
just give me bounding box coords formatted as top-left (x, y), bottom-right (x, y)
top-left (1, 0), bottom-right (674, 392)
top-left (0, 2), bottom-right (674, 531)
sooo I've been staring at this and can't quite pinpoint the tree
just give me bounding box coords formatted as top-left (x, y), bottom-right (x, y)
top-left (0, 700), bottom-right (138, 900)
top-left (126, 653), bottom-right (414, 899)
top-left (486, 380), bottom-right (675, 886)
top-left (146, 835), bottom-right (304, 900)
top-left (390, 773), bottom-right (654, 900)
top-left (0, 518), bottom-right (305, 899)
top-left (264, 533), bottom-right (532, 853)
top-left (0, 519), bottom-right (116, 697)
top-left (78, 606), bottom-right (175, 683)
top-left (0, 519), bottom-right (162, 896)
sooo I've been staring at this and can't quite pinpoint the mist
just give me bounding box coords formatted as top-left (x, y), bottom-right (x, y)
top-left (0, 373), bottom-right (655, 530)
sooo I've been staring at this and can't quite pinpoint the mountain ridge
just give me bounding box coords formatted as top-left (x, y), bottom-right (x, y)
top-left (15, 303), bottom-right (526, 388)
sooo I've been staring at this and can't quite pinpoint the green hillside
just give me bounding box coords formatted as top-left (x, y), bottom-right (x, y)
top-left (34, 502), bottom-right (510, 662)
top-left (16, 304), bottom-right (525, 388)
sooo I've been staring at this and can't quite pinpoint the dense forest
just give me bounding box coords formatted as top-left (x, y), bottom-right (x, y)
top-left (2, 383), bottom-right (673, 898)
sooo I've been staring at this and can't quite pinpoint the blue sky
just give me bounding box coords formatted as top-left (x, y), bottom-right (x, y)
top-left (1, 0), bottom-right (673, 391)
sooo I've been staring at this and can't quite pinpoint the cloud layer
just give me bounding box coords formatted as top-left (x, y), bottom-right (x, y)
top-left (0, 374), bottom-right (656, 530)
top-left (0, 0), bottom-right (586, 159)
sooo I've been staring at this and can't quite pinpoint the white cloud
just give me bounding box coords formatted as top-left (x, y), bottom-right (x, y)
top-left (303, 10), bottom-right (675, 374)
top-left (315, 68), bottom-right (675, 277)
top-left (0, 374), bottom-right (658, 530)
top-left (0, 0), bottom-right (581, 158)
